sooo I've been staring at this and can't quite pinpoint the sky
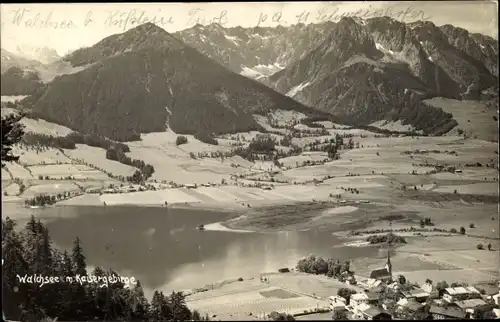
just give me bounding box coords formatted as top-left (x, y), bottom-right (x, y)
top-left (1, 1), bottom-right (498, 56)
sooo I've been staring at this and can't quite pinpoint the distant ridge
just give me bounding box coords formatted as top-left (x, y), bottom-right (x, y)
top-left (26, 23), bottom-right (323, 141)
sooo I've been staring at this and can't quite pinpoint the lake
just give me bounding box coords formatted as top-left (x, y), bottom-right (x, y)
top-left (23, 205), bottom-right (378, 298)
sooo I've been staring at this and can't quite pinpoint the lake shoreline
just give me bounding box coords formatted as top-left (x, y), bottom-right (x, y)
top-left (5, 194), bottom-right (390, 236)
top-left (6, 192), bottom-right (441, 241)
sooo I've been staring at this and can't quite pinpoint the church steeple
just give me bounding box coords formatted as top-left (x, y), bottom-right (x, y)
top-left (385, 220), bottom-right (393, 282)
top-left (385, 247), bottom-right (392, 280)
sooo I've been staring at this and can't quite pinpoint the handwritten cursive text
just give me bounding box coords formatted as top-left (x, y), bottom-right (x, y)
top-left (256, 4), bottom-right (431, 26)
top-left (104, 9), bottom-right (174, 31)
top-left (11, 8), bottom-right (77, 29)
top-left (186, 8), bottom-right (228, 27)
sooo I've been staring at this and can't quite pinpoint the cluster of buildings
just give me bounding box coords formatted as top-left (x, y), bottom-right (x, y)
top-left (329, 250), bottom-right (500, 320)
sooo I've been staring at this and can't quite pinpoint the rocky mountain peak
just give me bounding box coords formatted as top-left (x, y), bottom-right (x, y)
top-left (326, 16), bottom-right (378, 56)
top-left (410, 20), bottom-right (449, 44)
top-left (66, 22), bottom-right (185, 67)
top-left (440, 24), bottom-right (470, 38)
top-left (127, 22), bottom-right (166, 35)
top-left (15, 45), bottom-right (61, 64)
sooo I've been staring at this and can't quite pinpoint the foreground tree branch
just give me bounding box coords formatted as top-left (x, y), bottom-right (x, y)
top-left (1, 113), bottom-right (25, 167)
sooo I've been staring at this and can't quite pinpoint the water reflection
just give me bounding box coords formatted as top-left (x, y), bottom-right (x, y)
top-left (34, 206), bottom-right (378, 297)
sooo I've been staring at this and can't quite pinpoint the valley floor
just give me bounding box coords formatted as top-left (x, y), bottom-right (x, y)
top-left (2, 108), bottom-right (499, 320)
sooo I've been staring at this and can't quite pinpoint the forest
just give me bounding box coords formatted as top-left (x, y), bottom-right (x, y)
top-left (0, 67), bottom-right (43, 96)
top-left (19, 130), bottom-right (155, 183)
top-left (2, 216), bottom-right (209, 322)
top-left (105, 146), bottom-right (155, 182)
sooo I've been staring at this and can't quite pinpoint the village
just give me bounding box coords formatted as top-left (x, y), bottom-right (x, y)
top-left (185, 247), bottom-right (500, 321)
top-left (324, 248), bottom-right (500, 320)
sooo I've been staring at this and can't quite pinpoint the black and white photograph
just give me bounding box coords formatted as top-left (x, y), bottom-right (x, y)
top-left (1, 1), bottom-right (499, 321)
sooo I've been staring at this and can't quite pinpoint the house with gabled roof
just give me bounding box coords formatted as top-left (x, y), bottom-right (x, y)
top-left (452, 298), bottom-right (495, 318)
top-left (429, 305), bottom-right (466, 319)
top-left (443, 286), bottom-right (481, 303)
top-left (357, 304), bottom-right (392, 320)
top-left (397, 298), bottom-right (424, 313)
top-left (421, 282), bottom-right (440, 299)
top-left (350, 292), bottom-right (379, 308)
top-left (361, 278), bottom-right (383, 289)
top-left (475, 283), bottom-right (500, 302)
top-left (401, 287), bottom-right (430, 303)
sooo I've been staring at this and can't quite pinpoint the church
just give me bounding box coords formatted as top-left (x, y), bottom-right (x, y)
top-left (369, 247), bottom-right (393, 283)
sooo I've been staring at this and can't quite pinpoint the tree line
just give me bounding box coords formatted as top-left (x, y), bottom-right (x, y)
top-left (22, 132), bottom-right (77, 150)
top-left (24, 191), bottom-right (78, 207)
top-left (20, 131), bottom-right (130, 153)
top-left (193, 132), bottom-right (218, 145)
top-left (296, 254), bottom-right (353, 281)
top-left (2, 216), bottom-right (209, 321)
top-left (366, 233), bottom-right (407, 244)
top-left (1, 67), bottom-right (43, 96)
top-left (105, 147), bottom-right (155, 183)
top-left (16, 128), bottom-right (155, 184)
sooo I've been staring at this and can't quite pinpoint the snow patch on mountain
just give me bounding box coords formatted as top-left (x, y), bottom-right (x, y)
top-left (418, 41), bottom-right (434, 62)
top-left (286, 82), bottom-right (311, 97)
top-left (253, 63), bottom-right (283, 74)
top-left (224, 35), bottom-right (241, 46)
top-left (375, 43), bottom-right (395, 55)
top-left (240, 66), bottom-right (265, 79)
top-left (1, 95), bottom-right (28, 103)
top-left (240, 63), bottom-right (284, 80)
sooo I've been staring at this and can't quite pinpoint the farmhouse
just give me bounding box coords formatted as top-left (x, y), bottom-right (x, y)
top-left (359, 278), bottom-right (383, 289)
top-left (494, 292), bottom-right (500, 306)
top-left (397, 298), bottom-right (422, 310)
top-left (86, 187), bottom-right (101, 194)
top-left (401, 287), bottom-right (429, 303)
top-left (380, 298), bottom-right (397, 312)
top-left (356, 304), bottom-right (392, 320)
top-left (475, 283), bottom-right (500, 302)
top-left (421, 281), bottom-right (440, 299)
top-left (396, 298), bottom-right (424, 315)
top-left (350, 292), bottom-right (379, 308)
top-left (443, 286), bottom-right (481, 303)
top-left (452, 298), bottom-right (493, 316)
top-left (429, 305), bottom-right (467, 319)
top-left (329, 295), bottom-right (347, 310)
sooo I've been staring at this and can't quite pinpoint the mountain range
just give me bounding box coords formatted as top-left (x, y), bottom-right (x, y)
top-left (1, 48), bottom-right (44, 74)
top-left (14, 45), bottom-right (61, 65)
top-left (23, 23), bottom-right (318, 141)
top-left (2, 16), bottom-right (498, 141)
